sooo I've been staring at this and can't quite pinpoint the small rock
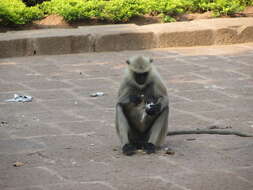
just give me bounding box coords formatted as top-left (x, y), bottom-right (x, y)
top-left (226, 125), bottom-right (232, 129)
top-left (72, 161), bottom-right (77, 165)
top-left (208, 125), bottom-right (219, 129)
top-left (204, 85), bottom-right (224, 90)
top-left (13, 162), bottom-right (25, 167)
top-left (164, 148), bottom-right (175, 155)
top-left (208, 125), bottom-right (232, 130)
top-left (0, 121), bottom-right (8, 127)
top-left (90, 92), bottom-right (104, 97)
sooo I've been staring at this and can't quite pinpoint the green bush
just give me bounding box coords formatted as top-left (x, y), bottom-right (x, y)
top-left (160, 14), bottom-right (177, 23)
top-left (0, 0), bottom-right (252, 25)
top-left (145, 0), bottom-right (194, 15)
top-left (103, 0), bottom-right (147, 22)
top-left (240, 0), bottom-right (253, 6)
top-left (39, 0), bottom-right (106, 21)
top-left (0, 0), bottom-right (43, 25)
top-left (145, 0), bottom-right (249, 19)
top-left (210, 0), bottom-right (245, 16)
top-left (192, 0), bottom-right (248, 15)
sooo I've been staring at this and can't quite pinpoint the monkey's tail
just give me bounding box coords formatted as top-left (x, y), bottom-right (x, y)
top-left (167, 130), bottom-right (253, 137)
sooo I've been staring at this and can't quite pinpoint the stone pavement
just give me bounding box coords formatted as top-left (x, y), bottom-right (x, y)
top-left (0, 43), bottom-right (253, 190)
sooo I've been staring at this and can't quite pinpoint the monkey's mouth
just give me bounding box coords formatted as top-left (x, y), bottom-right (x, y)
top-left (134, 72), bottom-right (148, 85)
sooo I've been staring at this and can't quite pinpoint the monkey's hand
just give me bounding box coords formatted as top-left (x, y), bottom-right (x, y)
top-left (129, 95), bottom-right (142, 105)
top-left (145, 103), bottom-right (161, 116)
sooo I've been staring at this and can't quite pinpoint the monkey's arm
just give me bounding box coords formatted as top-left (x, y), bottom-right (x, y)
top-left (117, 81), bottom-right (135, 105)
top-left (156, 96), bottom-right (169, 111)
top-left (167, 130), bottom-right (252, 137)
top-left (152, 77), bottom-right (169, 111)
top-left (118, 82), bottom-right (143, 106)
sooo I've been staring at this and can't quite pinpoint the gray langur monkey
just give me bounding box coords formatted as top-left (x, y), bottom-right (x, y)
top-left (115, 55), bottom-right (169, 155)
top-left (115, 56), bottom-right (252, 156)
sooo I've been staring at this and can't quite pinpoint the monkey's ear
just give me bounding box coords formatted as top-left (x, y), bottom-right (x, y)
top-left (126, 60), bottom-right (130, 65)
top-left (150, 58), bottom-right (153, 63)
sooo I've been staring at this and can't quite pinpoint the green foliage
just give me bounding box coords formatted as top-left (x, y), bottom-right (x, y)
top-left (188, 0), bottom-right (210, 12)
top-left (0, 0), bottom-right (43, 25)
top-left (145, 0), bottom-right (250, 17)
top-left (39, 0), bottom-right (147, 22)
top-left (160, 14), bottom-right (177, 23)
top-left (145, 0), bottom-right (194, 15)
top-left (191, 0), bottom-right (249, 15)
top-left (210, 0), bottom-right (245, 16)
top-left (103, 0), bottom-right (147, 22)
top-left (39, 0), bottom-right (106, 21)
top-left (240, 0), bottom-right (253, 6)
top-left (0, 0), bottom-right (252, 25)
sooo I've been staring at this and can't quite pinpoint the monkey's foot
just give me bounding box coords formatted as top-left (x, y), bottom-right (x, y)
top-left (133, 142), bottom-right (145, 149)
top-left (122, 144), bottom-right (136, 156)
top-left (144, 143), bottom-right (156, 154)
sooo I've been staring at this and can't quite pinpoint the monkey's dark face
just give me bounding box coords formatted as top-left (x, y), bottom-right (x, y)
top-left (133, 72), bottom-right (149, 85)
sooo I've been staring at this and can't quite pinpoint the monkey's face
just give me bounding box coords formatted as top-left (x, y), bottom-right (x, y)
top-left (126, 56), bottom-right (153, 86)
top-left (133, 72), bottom-right (149, 85)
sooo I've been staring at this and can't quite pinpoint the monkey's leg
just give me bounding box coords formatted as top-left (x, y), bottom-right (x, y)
top-left (116, 105), bottom-right (136, 155)
top-left (146, 107), bottom-right (169, 153)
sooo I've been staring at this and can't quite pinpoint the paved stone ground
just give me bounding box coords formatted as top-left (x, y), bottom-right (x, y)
top-left (0, 43), bottom-right (253, 190)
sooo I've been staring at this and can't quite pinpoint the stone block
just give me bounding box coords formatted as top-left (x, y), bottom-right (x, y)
top-left (214, 28), bottom-right (239, 45)
top-left (238, 25), bottom-right (253, 43)
top-left (71, 34), bottom-right (94, 53)
top-left (94, 31), bottom-right (157, 52)
top-left (158, 29), bottom-right (214, 47)
top-left (0, 39), bottom-right (30, 58)
top-left (32, 36), bottom-right (72, 55)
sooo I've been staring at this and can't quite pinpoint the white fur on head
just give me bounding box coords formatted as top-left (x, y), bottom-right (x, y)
top-left (126, 56), bottom-right (153, 73)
